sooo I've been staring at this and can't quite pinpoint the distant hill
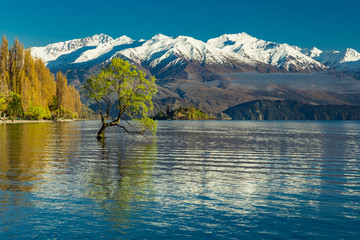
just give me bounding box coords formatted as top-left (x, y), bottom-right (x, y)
top-left (224, 100), bottom-right (360, 120)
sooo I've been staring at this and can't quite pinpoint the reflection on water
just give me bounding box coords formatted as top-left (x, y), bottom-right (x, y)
top-left (0, 123), bottom-right (52, 192)
top-left (86, 141), bottom-right (157, 229)
top-left (0, 122), bottom-right (83, 239)
top-left (0, 121), bottom-right (360, 239)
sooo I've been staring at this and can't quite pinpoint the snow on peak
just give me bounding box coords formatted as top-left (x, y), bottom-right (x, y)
top-left (221, 32), bottom-right (255, 40)
top-left (299, 47), bottom-right (323, 58)
top-left (74, 35), bottom-right (135, 64)
top-left (119, 33), bottom-right (256, 69)
top-left (114, 35), bottom-right (134, 44)
top-left (309, 47), bottom-right (323, 58)
top-left (342, 48), bottom-right (360, 63)
top-left (291, 45), bottom-right (302, 52)
top-left (207, 33), bottom-right (325, 71)
top-left (314, 48), bottom-right (360, 69)
top-left (31, 32), bottom-right (359, 74)
top-left (151, 34), bottom-right (172, 41)
top-left (121, 34), bottom-right (203, 65)
top-left (87, 33), bottom-right (114, 44)
top-left (31, 33), bottom-right (115, 64)
top-left (207, 32), bottom-right (256, 49)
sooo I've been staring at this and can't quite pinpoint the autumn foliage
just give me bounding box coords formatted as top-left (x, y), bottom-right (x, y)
top-left (0, 36), bottom-right (81, 119)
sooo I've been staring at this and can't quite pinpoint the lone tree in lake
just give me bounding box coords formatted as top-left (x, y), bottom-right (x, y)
top-left (82, 58), bottom-right (157, 139)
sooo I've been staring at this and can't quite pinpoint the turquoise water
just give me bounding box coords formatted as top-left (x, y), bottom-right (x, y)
top-left (0, 121), bottom-right (359, 239)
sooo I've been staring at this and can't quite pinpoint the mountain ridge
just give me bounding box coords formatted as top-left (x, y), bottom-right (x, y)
top-left (30, 33), bottom-right (360, 114)
top-left (31, 32), bottom-right (360, 74)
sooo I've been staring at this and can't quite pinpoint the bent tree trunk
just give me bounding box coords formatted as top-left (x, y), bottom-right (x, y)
top-left (96, 118), bottom-right (121, 139)
top-left (97, 124), bottom-right (107, 139)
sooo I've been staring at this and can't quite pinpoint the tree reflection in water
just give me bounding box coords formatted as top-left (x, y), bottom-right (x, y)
top-left (0, 123), bottom-right (56, 194)
top-left (86, 140), bottom-right (158, 229)
top-left (0, 122), bottom-right (80, 236)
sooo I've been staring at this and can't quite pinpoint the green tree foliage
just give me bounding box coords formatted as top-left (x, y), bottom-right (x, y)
top-left (7, 92), bottom-right (23, 117)
top-left (25, 105), bottom-right (51, 120)
top-left (0, 95), bottom-right (7, 116)
top-left (82, 58), bottom-right (157, 139)
top-left (0, 35), bottom-right (82, 120)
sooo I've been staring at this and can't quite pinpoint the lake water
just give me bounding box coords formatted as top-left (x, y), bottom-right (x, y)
top-left (0, 121), bottom-right (359, 239)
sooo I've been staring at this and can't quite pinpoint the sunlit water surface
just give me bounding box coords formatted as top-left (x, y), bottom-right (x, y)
top-left (0, 121), bottom-right (359, 239)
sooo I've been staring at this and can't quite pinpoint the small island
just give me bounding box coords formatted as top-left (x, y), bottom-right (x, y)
top-left (153, 106), bottom-right (216, 120)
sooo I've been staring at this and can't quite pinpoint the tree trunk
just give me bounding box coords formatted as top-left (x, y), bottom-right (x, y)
top-left (97, 124), bottom-right (107, 139)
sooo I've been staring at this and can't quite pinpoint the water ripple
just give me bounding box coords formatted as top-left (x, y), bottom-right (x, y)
top-left (0, 121), bottom-right (359, 239)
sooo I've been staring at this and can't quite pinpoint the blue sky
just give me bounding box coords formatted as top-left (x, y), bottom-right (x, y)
top-left (0, 0), bottom-right (359, 51)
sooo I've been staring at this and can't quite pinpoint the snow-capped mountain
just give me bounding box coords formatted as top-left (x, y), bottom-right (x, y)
top-left (207, 33), bottom-right (326, 72)
top-left (314, 48), bottom-right (360, 66)
top-left (74, 35), bottom-right (135, 64)
top-left (30, 33), bottom-right (360, 114)
top-left (32, 33), bottom-right (283, 82)
top-left (30, 32), bottom-right (360, 84)
top-left (116, 34), bottom-right (279, 80)
top-left (120, 34), bottom-right (255, 67)
top-left (298, 47), bottom-right (323, 59)
top-left (316, 48), bottom-right (360, 72)
top-left (31, 33), bottom-right (115, 64)
top-left (298, 47), bottom-right (360, 73)
top-left (31, 32), bottom-right (334, 77)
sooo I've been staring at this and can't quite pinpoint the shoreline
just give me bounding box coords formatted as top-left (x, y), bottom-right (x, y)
top-left (0, 119), bottom-right (77, 124)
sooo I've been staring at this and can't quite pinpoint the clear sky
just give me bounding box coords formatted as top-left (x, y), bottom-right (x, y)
top-left (0, 0), bottom-right (359, 51)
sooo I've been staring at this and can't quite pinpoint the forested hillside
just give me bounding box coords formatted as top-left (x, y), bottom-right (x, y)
top-left (0, 36), bottom-right (81, 119)
top-left (224, 100), bottom-right (360, 120)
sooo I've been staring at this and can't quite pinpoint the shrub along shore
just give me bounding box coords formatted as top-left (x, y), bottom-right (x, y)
top-left (0, 118), bottom-right (77, 124)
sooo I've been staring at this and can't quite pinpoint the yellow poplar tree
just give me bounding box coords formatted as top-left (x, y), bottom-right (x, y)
top-left (0, 36), bottom-right (10, 95)
top-left (56, 71), bottom-right (68, 109)
top-left (0, 36), bottom-right (82, 119)
top-left (0, 36), bottom-right (10, 114)
top-left (35, 58), bottom-right (56, 108)
top-left (75, 90), bottom-right (81, 115)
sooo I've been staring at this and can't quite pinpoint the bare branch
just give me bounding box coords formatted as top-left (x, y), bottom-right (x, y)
top-left (109, 118), bottom-right (120, 126)
top-left (94, 98), bottom-right (105, 121)
top-left (116, 124), bottom-right (144, 135)
top-left (103, 96), bottom-right (112, 118)
top-left (121, 117), bottom-right (135, 127)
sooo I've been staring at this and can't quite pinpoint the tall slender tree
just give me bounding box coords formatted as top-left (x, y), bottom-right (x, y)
top-left (56, 71), bottom-right (68, 109)
top-left (0, 36), bottom-right (82, 119)
top-left (74, 90), bottom-right (81, 115)
top-left (35, 58), bottom-right (56, 108)
top-left (0, 36), bottom-right (10, 98)
top-left (9, 38), bottom-right (25, 94)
